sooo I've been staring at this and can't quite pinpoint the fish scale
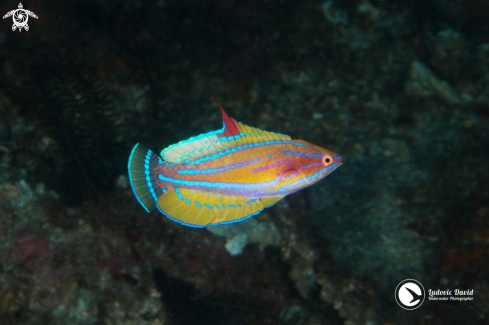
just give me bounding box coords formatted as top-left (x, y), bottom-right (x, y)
top-left (128, 100), bottom-right (342, 228)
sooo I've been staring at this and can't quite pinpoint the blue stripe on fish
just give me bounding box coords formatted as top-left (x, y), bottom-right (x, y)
top-left (302, 162), bottom-right (323, 169)
top-left (175, 188), bottom-right (184, 201)
top-left (219, 132), bottom-right (244, 142)
top-left (282, 150), bottom-right (323, 158)
top-left (158, 174), bottom-right (282, 189)
top-left (190, 140), bottom-right (307, 165)
top-left (178, 158), bottom-right (261, 175)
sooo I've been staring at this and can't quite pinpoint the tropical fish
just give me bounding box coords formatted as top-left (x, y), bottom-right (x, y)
top-left (128, 100), bottom-right (342, 228)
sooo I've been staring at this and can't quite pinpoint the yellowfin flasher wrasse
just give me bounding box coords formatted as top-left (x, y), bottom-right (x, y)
top-left (128, 100), bottom-right (342, 227)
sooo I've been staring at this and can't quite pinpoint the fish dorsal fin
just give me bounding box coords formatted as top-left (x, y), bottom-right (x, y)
top-left (156, 188), bottom-right (266, 227)
top-left (161, 100), bottom-right (291, 165)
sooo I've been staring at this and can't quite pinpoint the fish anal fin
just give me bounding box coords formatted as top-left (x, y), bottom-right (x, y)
top-left (261, 196), bottom-right (284, 208)
top-left (156, 188), bottom-right (265, 227)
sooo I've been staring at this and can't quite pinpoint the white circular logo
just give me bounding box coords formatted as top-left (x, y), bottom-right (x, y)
top-left (395, 279), bottom-right (425, 310)
top-left (13, 9), bottom-right (28, 26)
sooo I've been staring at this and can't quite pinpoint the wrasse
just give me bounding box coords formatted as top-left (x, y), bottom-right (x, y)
top-left (128, 100), bottom-right (342, 228)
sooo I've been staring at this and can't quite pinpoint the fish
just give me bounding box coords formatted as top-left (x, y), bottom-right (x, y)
top-left (128, 100), bottom-right (342, 228)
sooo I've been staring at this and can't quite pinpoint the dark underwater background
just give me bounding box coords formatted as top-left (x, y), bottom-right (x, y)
top-left (0, 0), bottom-right (488, 324)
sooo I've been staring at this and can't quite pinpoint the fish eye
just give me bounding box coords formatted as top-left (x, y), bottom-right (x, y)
top-left (324, 157), bottom-right (331, 164)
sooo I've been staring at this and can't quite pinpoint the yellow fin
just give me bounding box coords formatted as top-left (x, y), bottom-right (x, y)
top-left (156, 188), bottom-right (264, 227)
top-left (159, 104), bottom-right (291, 165)
top-left (160, 122), bottom-right (292, 165)
top-left (261, 196), bottom-right (284, 208)
top-left (236, 122), bottom-right (291, 144)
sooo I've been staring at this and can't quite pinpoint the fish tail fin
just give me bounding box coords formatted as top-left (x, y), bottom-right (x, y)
top-left (128, 143), bottom-right (164, 212)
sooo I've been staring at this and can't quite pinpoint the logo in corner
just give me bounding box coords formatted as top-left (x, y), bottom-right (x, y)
top-left (3, 3), bottom-right (38, 32)
top-left (395, 279), bottom-right (425, 310)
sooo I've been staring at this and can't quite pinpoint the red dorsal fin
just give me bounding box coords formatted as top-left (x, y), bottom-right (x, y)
top-left (209, 99), bottom-right (241, 137)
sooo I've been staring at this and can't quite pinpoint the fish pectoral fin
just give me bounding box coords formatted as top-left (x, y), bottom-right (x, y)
top-left (282, 165), bottom-right (301, 180)
top-left (156, 188), bottom-right (264, 228)
top-left (260, 196), bottom-right (284, 208)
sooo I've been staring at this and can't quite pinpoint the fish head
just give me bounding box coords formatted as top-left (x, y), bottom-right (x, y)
top-left (277, 140), bottom-right (342, 195)
top-left (296, 140), bottom-right (342, 175)
top-left (311, 142), bottom-right (343, 168)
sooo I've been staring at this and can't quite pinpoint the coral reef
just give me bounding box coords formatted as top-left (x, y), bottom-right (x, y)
top-left (206, 217), bottom-right (281, 256)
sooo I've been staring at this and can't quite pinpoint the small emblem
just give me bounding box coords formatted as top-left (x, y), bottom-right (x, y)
top-left (395, 279), bottom-right (425, 310)
top-left (3, 3), bottom-right (38, 32)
